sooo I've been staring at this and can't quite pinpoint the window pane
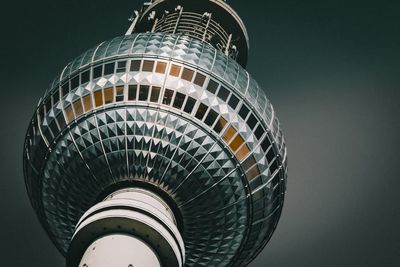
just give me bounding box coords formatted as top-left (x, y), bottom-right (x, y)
top-left (254, 124), bottom-right (264, 140)
top-left (213, 116), bottom-right (227, 133)
top-left (64, 105), bottom-right (75, 123)
top-left (236, 145), bottom-right (251, 162)
top-left (183, 97), bottom-right (196, 114)
top-left (81, 70), bottom-right (90, 84)
top-left (82, 95), bottom-right (93, 112)
top-left (266, 148), bottom-right (275, 163)
top-left (117, 61), bottom-right (127, 72)
top-left (206, 79), bottom-right (219, 94)
top-left (246, 164), bottom-right (260, 181)
top-left (142, 60), bottom-right (154, 72)
top-left (242, 156), bottom-right (256, 171)
top-left (104, 62), bottom-right (115, 75)
top-left (52, 91), bottom-right (60, 105)
top-left (150, 86), bottom-right (161, 103)
top-left (57, 112), bottom-right (66, 129)
top-left (104, 87), bottom-right (114, 104)
top-left (155, 62), bottom-right (167, 74)
top-left (116, 86), bottom-right (124, 102)
top-left (195, 103), bottom-right (208, 120)
top-left (162, 89), bottom-right (174, 105)
top-left (217, 86), bottom-right (230, 101)
top-left (94, 90), bottom-right (103, 107)
top-left (93, 65), bottom-right (103, 78)
top-left (169, 64), bottom-right (181, 77)
top-left (204, 109), bottom-right (218, 126)
top-left (239, 104), bottom-right (250, 120)
top-left (73, 99), bottom-right (84, 117)
top-left (247, 114), bottom-right (258, 129)
top-left (229, 134), bottom-right (245, 151)
top-left (128, 85), bottom-right (137, 101)
top-left (228, 94), bottom-right (239, 109)
top-left (181, 68), bottom-right (194, 81)
top-left (194, 73), bottom-right (206, 87)
top-left (261, 137), bottom-right (271, 152)
top-left (61, 82), bottom-right (69, 97)
top-left (138, 85), bottom-right (150, 101)
top-left (173, 92), bottom-right (186, 109)
top-left (71, 75), bottom-right (79, 89)
top-left (130, 60), bottom-right (141, 71)
top-left (223, 126), bottom-right (236, 143)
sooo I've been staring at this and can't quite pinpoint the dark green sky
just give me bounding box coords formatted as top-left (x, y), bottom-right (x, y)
top-left (1, 0), bottom-right (399, 266)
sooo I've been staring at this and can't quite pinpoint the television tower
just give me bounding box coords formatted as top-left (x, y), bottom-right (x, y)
top-left (23, 0), bottom-right (288, 266)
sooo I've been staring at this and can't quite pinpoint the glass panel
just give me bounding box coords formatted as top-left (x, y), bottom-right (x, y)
top-left (206, 79), bottom-right (219, 94)
top-left (82, 95), bottom-right (93, 112)
top-left (261, 137), bottom-right (271, 152)
top-left (217, 86), bottom-right (230, 101)
top-left (213, 116), bottom-right (227, 134)
top-left (130, 60), bottom-right (141, 71)
top-left (138, 85), bottom-right (150, 101)
top-left (266, 148), bottom-right (275, 163)
top-left (52, 91), bottom-right (60, 105)
top-left (73, 99), bottom-right (84, 117)
top-left (81, 70), bottom-right (90, 84)
top-left (155, 62), bottom-right (167, 74)
top-left (204, 109), bottom-right (218, 127)
top-left (246, 164), bottom-right (260, 181)
top-left (239, 104), bottom-right (250, 120)
top-left (61, 82), bottom-right (69, 97)
top-left (193, 73), bottom-right (206, 87)
top-left (182, 68), bottom-right (194, 81)
top-left (195, 103), bottom-right (208, 120)
top-left (236, 145), bottom-right (251, 162)
top-left (64, 105), bottom-right (75, 123)
top-left (229, 134), bottom-right (245, 151)
top-left (247, 114), bottom-right (258, 129)
top-left (94, 90), bottom-right (103, 107)
top-left (183, 97), bottom-right (196, 114)
top-left (57, 112), bottom-right (66, 129)
top-left (150, 86), bottom-right (161, 102)
top-left (104, 87), bottom-right (114, 104)
top-left (116, 61), bottom-right (127, 73)
top-left (223, 126), bottom-right (236, 143)
top-left (71, 75), bottom-right (79, 89)
top-left (242, 156), bottom-right (256, 171)
top-left (128, 85), bottom-right (137, 101)
top-left (254, 124), bottom-right (264, 140)
top-left (116, 86), bottom-right (124, 102)
top-left (173, 92), bottom-right (186, 109)
top-left (228, 94), bottom-right (239, 110)
top-left (162, 89), bottom-right (174, 105)
top-left (104, 62), bottom-right (115, 75)
top-left (142, 60), bottom-right (155, 72)
top-left (169, 64), bottom-right (181, 77)
top-left (93, 65), bottom-right (103, 79)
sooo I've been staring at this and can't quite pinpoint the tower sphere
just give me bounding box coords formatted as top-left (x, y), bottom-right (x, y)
top-left (23, 1), bottom-right (288, 266)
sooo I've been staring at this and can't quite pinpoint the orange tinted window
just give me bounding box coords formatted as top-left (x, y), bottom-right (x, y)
top-left (73, 100), bottom-right (84, 117)
top-left (214, 117), bottom-right (227, 134)
top-left (94, 90), bottom-right (103, 107)
top-left (82, 95), bottom-right (93, 112)
top-left (142, 60), bottom-right (154, 72)
top-left (64, 105), bottom-right (75, 123)
top-left (170, 64), bottom-right (181, 77)
top-left (236, 145), bottom-right (251, 162)
top-left (229, 134), bottom-right (245, 151)
top-left (246, 164), bottom-right (260, 182)
top-left (223, 126), bottom-right (236, 143)
top-left (155, 62), bottom-right (167, 74)
top-left (104, 87), bottom-right (114, 104)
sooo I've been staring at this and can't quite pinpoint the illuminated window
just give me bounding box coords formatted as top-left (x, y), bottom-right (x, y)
top-left (64, 105), bottom-right (75, 123)
top-left (128, 85), bottom-right (137, 101)
top-left (206, 79), bottom-right (219, 94)
top-left (229, 134), bottom-right (245, 151)
top-left (115, 86), bottom-right (124, 102)
top-left (254, 124), bottom-right (264, 140)
top-left (142, 60), bottom-right (155, 72)
top-left (217, 86), bottom-right (230, 101)
top-left (213, 117), bottom-right (227, 134)
top-left (195, 103), bottom-right (208, 120)
top-left (183, 97), bottom-right (196, 114)
top-left (93, 65), bottom-right (103, 79)
top-left (228, 94), bottom-right (239, 109)
top-left (223, 126), bottom-right (236, 143)
top-left (104, 62), bottom-right (115, 75)
top-left (182, 68), bottom-right (194, 81)
top-left (239, 104), bottom-right (249, 120)
top-left (104, 87), bottom-right (114, 104)
top-left (116, 61), bottom-right (127, 73)
top-left (155, 62), bottom-right (167, 74)
top-left (81, 70), bottom-right (90, 84)
top-left (73, 99), bottom-right (84, 117)
top-left (138, 85), bottom-right (150, 101)
top-left (82, 95), bottom-right (93, 112)
top-left (169, 64), bottom-right (181, 77)
top-left (194, 73), bottom-right (206, 87)
top-left (150, 86), bottom-right (161, 102)
top-left (236, 145), bottom-right (251, 161)
top-left (204, 109), bottom-right (218, 127)
top-left (173, 92), bottom-right (186, 109)
top-left (162, 89), bottom-right (174, 105)
top-left (247, 114), bottom-right (258, 129)
top-left (130, 60), bottom-right (141, 71)
top-left (94, 90), bottom-right (103, 107)
top-left (71, 75), bottom-right (79, 89)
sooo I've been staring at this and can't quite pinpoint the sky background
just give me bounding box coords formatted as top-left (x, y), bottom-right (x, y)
top-left (1, 0), bottom-right (399, 266)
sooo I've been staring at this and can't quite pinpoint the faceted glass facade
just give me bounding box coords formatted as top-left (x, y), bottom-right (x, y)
top-left (24, 32), bottom-right (287, 266)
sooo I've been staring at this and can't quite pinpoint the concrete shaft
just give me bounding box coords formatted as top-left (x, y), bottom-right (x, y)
top-left (67, 188), bottom-right (185, 267)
